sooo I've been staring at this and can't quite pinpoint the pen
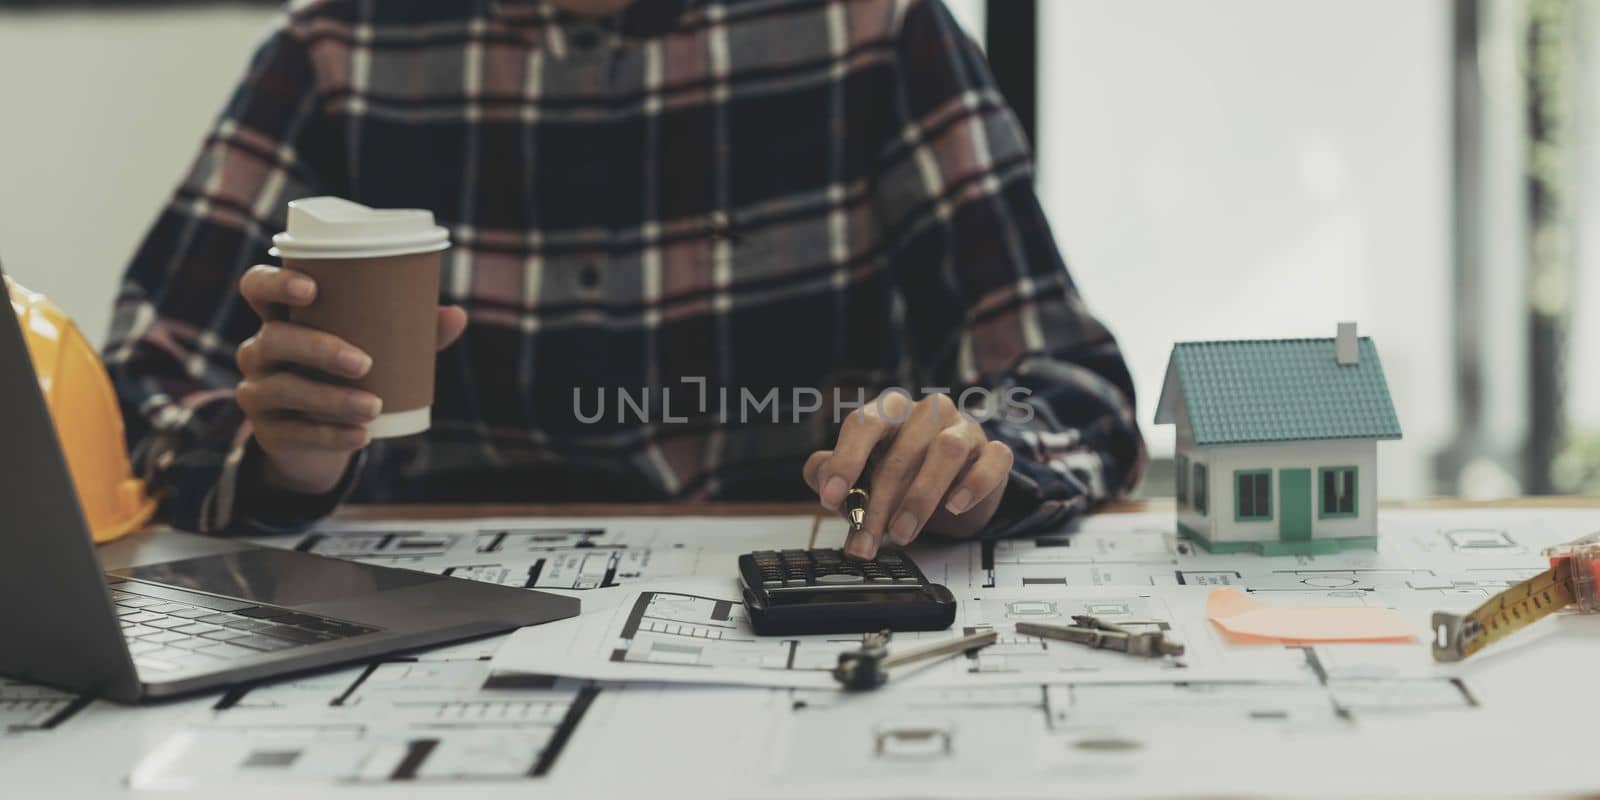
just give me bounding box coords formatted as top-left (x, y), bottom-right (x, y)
top-left (845, 487), bottom-right (868, 534)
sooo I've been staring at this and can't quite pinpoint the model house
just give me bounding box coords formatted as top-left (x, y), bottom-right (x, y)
top-left (1154, 323), bottom-right (1402, 555)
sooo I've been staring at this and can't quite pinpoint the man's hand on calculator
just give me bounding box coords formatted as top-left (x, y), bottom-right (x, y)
top-left (803, 391), bottom-right (1014, 558)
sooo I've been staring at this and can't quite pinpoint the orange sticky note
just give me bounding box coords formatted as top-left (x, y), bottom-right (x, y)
top-left (1206, 588), bottom-right (1415, 645)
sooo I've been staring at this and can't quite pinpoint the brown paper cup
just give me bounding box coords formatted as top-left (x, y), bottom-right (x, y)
top-left (284, 250), bottom-right (444, 438)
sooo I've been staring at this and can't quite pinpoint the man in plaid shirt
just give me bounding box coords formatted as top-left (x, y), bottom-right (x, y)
top-left (105, 0), bottom-right (1144, 558)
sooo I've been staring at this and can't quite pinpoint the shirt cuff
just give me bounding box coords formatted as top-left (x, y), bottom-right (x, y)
top-left (223, 438), bottom-right (364, 534)
top-left (974, 467), bottom-right (1089, 540)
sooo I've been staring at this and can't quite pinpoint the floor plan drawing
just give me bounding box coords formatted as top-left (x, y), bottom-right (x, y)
top-left (0, 680), bottom-right (85, 733)
top-left (492, 579), bottom-right (964, 689)
top-left (492, 580), bottom-right (1311, 688)
top-left (255, 516), bottom-right (820, 594)
top-left (11, 509), bottom-right (1600, 798)
top-left (129, 657), bottom-right (597, 789)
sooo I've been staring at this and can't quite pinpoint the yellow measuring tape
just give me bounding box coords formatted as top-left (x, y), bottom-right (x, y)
top-left (1432, 533), bottom-right (1600, 662)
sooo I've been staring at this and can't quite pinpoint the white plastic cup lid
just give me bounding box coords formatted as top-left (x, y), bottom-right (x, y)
top-left (269, 196), bottom-right (450, 260)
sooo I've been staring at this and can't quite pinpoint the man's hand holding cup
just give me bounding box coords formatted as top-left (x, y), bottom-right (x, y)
top-left (235, 198), bottom-right (466, 496)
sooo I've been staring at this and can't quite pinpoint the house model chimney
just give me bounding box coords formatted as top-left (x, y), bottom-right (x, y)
top-left (1336, 322), bottom-right (1358, 365)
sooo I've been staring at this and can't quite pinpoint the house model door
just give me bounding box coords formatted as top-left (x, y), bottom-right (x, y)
top-left (1279, 469), bottom-right (1312, 543)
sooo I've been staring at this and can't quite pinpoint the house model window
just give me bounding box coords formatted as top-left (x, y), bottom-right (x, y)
top-left (1176, 454), bottom-right (1189, 506)
top-left (1193, 464), bottom-right (1208, 516)
top-left (1321, 467), bottom-right (1357, 518)
top-left (1235, 470), bottom-right (1271, 521)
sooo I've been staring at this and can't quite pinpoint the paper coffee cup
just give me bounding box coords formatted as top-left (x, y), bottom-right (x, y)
top-left (269, 197), bottom-right (450, 438)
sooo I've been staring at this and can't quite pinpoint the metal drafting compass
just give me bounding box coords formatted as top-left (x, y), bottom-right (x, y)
top-left (832, 628), bottom-right (997, 690)
top-left (1015, 615), bottom-right (1185, 658)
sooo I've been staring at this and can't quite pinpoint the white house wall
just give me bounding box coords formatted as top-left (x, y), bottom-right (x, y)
top-left (1178, 439), bottom-right (1378, 544)
top-left (1169, 395), bottom-right (1207, 539)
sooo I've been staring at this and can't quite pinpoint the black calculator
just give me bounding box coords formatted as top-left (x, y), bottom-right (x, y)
top-left (738, 549), bottom-right (957, 635)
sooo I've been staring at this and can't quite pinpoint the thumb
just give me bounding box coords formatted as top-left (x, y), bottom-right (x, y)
top-left (436, 305), bottom-right (468, 351)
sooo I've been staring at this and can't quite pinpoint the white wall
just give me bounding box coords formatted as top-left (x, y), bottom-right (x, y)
top-left (1036, 1), bottom-right (1452, 499)
top-left (0, 6), bottom-right (278, 346)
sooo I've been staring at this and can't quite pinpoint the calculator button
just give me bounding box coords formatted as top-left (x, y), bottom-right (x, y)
top-left (762, 579), bottom-right (784, 588)
top-left (815, 573), bottom-right (865, 585)
top-left (894, 576), bottom-right (921, 584)
top-left (783, 577), bottom-right (808, 586)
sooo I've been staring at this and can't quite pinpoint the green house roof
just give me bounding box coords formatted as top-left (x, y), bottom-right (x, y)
top-left (1154, 337), bottom-right (1402, 446)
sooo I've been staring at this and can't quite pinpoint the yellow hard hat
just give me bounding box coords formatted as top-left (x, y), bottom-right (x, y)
top-left (7, 276), bottom-right (155, 543)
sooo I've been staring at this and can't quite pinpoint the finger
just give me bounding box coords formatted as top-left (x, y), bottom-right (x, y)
top-left (239, 265), bottom-right (316, 322)
top-left (802, 450), bottom-right (831, 494)
top-left (945, 440), bottom-right (1015, 515)
top-left (253, 417), bottom-right (370, 453)
top-left (858, 395), bottom-right (958, 546)
top-left (436, 305), bottom-right (468, 351)
top-left (820, 391), bottom-right (912, 511)
top-left (237, 372), bottom-right (382, 425)
top-left (886, 423), bottom-right (983, 546)
top-left (236, 335), bottom-right (266, 378)
top-left (255, 321), bottom-right (372, 379)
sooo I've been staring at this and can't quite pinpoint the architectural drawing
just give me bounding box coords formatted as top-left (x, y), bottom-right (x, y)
top-left (11, 509), bottom-right (1600, 797)
top-left (0, 680), bottom-right (84, 733)
top-left (129, 658), bottom-right (595, 788)
top-left (263, 516), bottom-right (818, 593)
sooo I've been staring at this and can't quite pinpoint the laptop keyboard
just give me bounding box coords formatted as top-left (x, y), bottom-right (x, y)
top-left (109, 580), bottom-right (381, 675)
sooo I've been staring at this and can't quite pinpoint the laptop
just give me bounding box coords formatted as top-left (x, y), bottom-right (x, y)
top-left (0, 264), bottom-right (579, 702)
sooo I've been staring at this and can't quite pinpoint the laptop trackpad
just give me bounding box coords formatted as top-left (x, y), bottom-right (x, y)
top-left (108, 548), bottom-right (437, 608)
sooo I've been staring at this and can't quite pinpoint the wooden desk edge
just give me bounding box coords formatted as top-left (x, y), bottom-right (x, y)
top-left (332, 496), bottom-right (1600, 522)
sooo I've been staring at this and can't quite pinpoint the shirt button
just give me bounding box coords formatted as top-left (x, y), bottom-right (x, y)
top-left (578, 262), bottom-right (602, 290)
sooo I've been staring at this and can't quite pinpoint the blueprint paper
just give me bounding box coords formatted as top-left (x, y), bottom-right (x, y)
top-left (16, 508), bottom-right (1600, 799)
top-left (490, 578), bottom-right (872, 689)
top-left (491, 579), bottom-right (1308, 688)
top-left (0, 680), bottom-right (80, 732)
top-left (248, 514), bottom-right (822, 592)
top-left (127, 659), bottom-right (596, 789)
top-left (1206, 587), bottom-right (1416, 643)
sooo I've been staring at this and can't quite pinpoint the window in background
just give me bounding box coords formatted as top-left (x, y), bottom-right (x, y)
top-left (943, 0), bottom-right (985, 45)
top-left (1034, 0), bottom-right (1453, 499)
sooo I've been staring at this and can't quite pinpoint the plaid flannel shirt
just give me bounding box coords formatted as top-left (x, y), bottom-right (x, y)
top-left (104, 0), bottom-right (1145, 535)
